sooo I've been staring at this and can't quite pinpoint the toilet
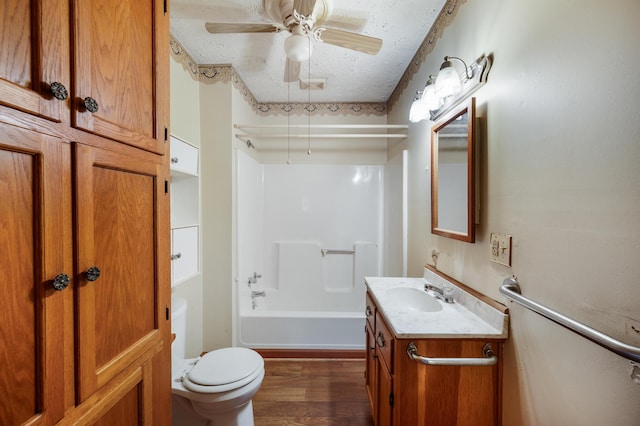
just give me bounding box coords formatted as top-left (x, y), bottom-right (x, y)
top-left (171, 297), bottom-right (265, 426)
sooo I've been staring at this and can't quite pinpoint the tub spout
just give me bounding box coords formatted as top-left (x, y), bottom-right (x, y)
top-left (251, 290), bottom-right (266, 298)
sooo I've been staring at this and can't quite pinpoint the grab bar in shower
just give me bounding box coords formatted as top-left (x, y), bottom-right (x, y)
top-left (500, 276), bottom-right (640, 363)
top-left (406, 342), bottom-right (497, 366)
top-left (321, 248), bottom-right (355, 257)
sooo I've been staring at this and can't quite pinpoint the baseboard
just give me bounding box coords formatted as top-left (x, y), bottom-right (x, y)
top-left (253, 348), bottom-right (365, 359)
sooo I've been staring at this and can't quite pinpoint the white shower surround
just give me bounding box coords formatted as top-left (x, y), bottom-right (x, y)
top-left (235, 150), bottom-right (383, 349)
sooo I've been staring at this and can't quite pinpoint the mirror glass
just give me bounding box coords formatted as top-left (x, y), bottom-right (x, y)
top-left (431, 97), bottom-right (476, 243)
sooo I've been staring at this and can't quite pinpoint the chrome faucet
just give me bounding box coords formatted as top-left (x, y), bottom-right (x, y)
top-left (424, 283), bottom-right (454, 304)
top-left (251, 290), bottom-right (266, 298)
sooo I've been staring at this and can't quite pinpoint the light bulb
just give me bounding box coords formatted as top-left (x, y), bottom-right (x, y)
top-left (435, 61), bottom-right (462, 98)
top-left (421, 84), bottom-right (440, 111)
top-left (409, 98), bottom-right (429, 123)
top-left (284, 34), bottom-right (311, 62)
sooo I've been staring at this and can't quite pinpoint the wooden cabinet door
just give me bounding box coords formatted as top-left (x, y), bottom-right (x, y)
top-left (0, 0), bottom-right (70, 122)
top-left (365, 322), bottom-right (378, 419)
top-left (377, 361), bottom-right (393, 426)
top-left (74, 142), bottom-right (167, 402)
top-left (0, 124), bottom-right (71, 425)
top-left (395, 339), bottom-right (501, 426)
top-left (71, 0), bottom-right (168, 153)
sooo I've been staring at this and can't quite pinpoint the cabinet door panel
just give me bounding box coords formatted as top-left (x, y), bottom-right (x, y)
top-left (395, 339), bottom-right (500, 426)
top-left (377, 362), bottom-right (393, 426)
top-left (0, 126), bottom-right (67, 424)
top-left (170, 136), bottom-right (199, 176)
top-left (94, 385), bottom-right (141, 426)
top-left (171, 226), bottom-right (199, 285)
top-left (0, 0), bottom-right (69, 122)
top-left (75, 142), bottom-right (164, 401)
top-left (365, 322), bottom-right (377, 418)
top-left (65, 357), bottom-right (158, 426)
top-left (72, 0), bottom-right (164, 153)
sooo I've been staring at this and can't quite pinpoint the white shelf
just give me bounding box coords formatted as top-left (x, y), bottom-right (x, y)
top-left (171, 226), bottom-right (199, 287)
top-left (170, 135), bottom-right (199, 176)
top-left (170, 135), bottom-right (201, 288)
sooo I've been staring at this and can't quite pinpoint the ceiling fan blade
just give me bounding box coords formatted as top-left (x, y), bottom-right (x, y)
top-left (316, 28), bottom-right (383, 55)
top-left (284, 59), bottom-right (301, 82)
top-left (205, 22), bottom-right (280, 34)
top-left (293, 0), bottom-right (317, 16)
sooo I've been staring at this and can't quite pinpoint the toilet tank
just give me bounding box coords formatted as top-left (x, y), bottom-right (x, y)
top-left (171, 297), bottom-right (188, 361)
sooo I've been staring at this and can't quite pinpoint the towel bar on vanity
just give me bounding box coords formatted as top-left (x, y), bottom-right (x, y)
top-left (500, 276), bottom-right (640, 363)
top-left (406, 342), bottom-right (498, 366)
top-left (321, 248), bottom-right (355, 257)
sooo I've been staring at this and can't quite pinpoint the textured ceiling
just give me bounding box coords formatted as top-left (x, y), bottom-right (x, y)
top-left (170, 0), bottom-right (447, 104)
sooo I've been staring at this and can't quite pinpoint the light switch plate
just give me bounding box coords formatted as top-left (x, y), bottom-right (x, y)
top-left (490, 233), bottom-right (512, 267)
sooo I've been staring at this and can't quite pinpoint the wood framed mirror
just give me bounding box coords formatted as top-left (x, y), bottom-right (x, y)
top-left (430, 97), bottom-right (476, 242)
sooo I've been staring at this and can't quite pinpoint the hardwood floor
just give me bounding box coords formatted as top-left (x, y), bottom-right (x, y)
top-left (253, 359), bottom-right (375, 426)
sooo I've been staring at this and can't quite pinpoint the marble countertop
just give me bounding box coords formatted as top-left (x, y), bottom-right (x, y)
top-left (365, 274), bottom-right (508, 339)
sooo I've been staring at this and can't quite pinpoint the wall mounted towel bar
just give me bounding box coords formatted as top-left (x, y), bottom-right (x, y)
top-left (500, 276), bottom-right (640, 363)
top-left (321, 248), bottom-right (355, 257)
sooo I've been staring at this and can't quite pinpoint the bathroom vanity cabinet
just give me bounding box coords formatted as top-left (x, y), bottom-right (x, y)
top-left (365, 271), bottom-right (508, 426)
top-left (0, 1), bottom-right (171, 425)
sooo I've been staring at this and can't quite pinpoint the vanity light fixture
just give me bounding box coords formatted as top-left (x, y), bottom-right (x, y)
top-left (409, 93), bottom-right (428, 123)
top-left (435, 56), bottom-right (472, 98)
top-left (409, 53), bottom-right (492, 123)
top-left (409, 75), bottom-right (439, 123)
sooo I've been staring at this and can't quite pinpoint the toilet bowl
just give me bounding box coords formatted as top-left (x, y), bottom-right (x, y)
top-left (171, 297), bottom-right (265, 426)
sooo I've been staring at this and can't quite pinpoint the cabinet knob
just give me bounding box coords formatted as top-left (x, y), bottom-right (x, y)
top-left (52, 273), bottom-right (70, 291)
top-left (365, 306), bottom-right (372, 317)
top-left (83, 97), bottom-right (99, 113)
top-left (171, 253), bottom-right (182, 261)
top-left (170, 157), bottom-right (179, 164)
top-left (85, 266), bottom-right (101, 281)
top-left (50, 82), bottom-right (69, 101)
top-left (376, 332), bottom-right (385, 348)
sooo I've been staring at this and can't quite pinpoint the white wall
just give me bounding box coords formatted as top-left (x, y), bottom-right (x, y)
top-left (200, 79), bottom-right (234, 351)
top-left (169, 57), bottom-right (203, 357)
top-left (383, 149), bottom-right (405, 276)
top-left (388, 0), bottom-right (640, 424)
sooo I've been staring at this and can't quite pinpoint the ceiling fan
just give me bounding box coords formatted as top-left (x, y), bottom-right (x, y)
top-left (205, 0), bottom-right (383, 82)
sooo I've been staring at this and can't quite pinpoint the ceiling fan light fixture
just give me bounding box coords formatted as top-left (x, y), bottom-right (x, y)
top-left (284, 33), bottom-right (312, 62)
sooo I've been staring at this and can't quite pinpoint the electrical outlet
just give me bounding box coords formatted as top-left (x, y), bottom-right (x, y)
top-left (490, 233), bottom-right (512, 267)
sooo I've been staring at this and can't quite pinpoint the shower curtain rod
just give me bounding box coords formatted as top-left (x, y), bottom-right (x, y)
top-left (236, 133), bottom-right (406, 140)
top-left (235, 124), bottom-right (408, 129)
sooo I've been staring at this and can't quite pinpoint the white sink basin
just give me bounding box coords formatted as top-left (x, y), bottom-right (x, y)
top-left (384, 287), bottom-right (443, 312)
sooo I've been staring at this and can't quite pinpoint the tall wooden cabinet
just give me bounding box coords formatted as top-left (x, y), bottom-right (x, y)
top-left (0, 1), bottom-right (171, 425)
top-left (72, 0), bottom-right (166, 153)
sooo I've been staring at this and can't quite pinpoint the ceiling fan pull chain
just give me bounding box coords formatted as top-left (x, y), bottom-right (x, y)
top-left (287, 73), bottom-right (292, 165)
top-left (307, 36), bottom-right (311, 156)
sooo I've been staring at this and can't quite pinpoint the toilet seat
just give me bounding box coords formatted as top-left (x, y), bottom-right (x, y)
top-left (182, 347), bottom-right (264, 394)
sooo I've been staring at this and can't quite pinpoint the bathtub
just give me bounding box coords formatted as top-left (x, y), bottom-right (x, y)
top-left (234, 154), bottom-right (382, 351)
top-left (238, 309), bottom-right (365, 350)
top-left (237, 286), bottom-right (366, 350)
